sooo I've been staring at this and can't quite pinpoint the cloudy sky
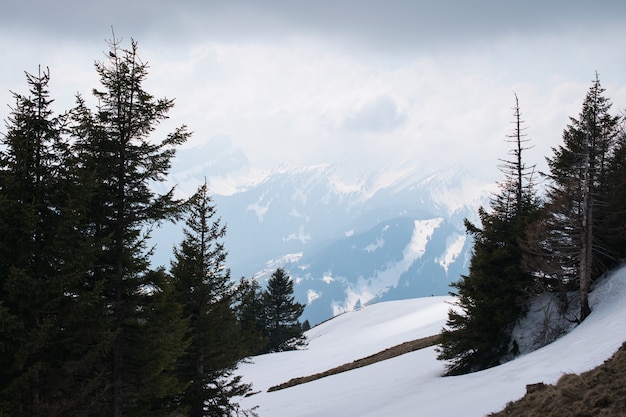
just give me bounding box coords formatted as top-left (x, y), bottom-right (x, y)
top-left (2, 1), bottom-right (626, 194)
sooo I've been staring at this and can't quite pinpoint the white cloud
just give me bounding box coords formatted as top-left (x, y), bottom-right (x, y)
top-left (1, 3), bottom-right (626, 192)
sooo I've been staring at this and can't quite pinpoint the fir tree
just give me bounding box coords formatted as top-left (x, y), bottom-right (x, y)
top-left (261, 268), bottom-right (306, 353)
top-left (234, 277), bottom-right (269, 357)
top-left (437, 95), bottom-right (540, 375)
top-left (170, 181), bottom-right (250, 417)
top-left (0, 67), bottom-right (107, 416)
top-left (70, 35), bottom-right (189, 416)
top-left (542, 74), bottom-right (620, 321)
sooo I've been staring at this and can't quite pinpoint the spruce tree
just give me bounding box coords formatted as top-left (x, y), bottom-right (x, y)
top-left (70, 36), bottom-right (189, 416)
top-left (261, 268), bottom-right (306, 353)
top-left (437, 96), bottom-right (539, 375)
top-left (0, 68), bottom-right (106, 416)
top-left (170, 181), bottom-right (250, 417)
top-left (234, 277), bottom-right (269, 357)
top-left (542, 74), bottom-right (620, 321)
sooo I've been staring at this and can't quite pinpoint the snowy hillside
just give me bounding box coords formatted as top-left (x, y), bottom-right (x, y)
top-left (237, 265), bottom-right (626, 417)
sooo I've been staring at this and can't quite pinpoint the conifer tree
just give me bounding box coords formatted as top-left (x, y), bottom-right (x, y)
top-left (170, 181), bottom-right (250, 417)
top-left (542, 74), bottom-right (620, 321)
top-left (261, 268), bottom-right (306, 353)
top-left (234, 277), bottom-right (269, 357)
top-left (0, 68), bottom-right (107, 416)
top-left (437, 96), bottom-right (539, 375)
top-left (70, 35), bottom-right (190, 416)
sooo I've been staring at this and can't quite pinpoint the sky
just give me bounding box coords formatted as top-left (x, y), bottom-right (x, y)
top-left (2, 1), bottom-right (626, 194)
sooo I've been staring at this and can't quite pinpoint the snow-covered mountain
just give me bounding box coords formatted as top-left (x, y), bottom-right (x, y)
top-left (154, 163), bottom-right (495, 324)
top-left (236, 265), bottom-right (626, 417)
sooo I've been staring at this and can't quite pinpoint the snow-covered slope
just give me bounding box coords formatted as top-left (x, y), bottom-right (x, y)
top-left (237, 265), bottom-right (626, 417)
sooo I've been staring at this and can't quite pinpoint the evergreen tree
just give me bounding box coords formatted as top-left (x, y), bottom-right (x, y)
top-left (542, 74), bottom-right (620, 321)
top-left (599, 124), bottom-right (626, 263)
top-left (0, 68), bottom-right (108, 416)
top-left (170, 181), bottom-right (250, 417)
top-left (234, 277), bottom-right (269, 357)
top-left (70, 36), bottom-right (189, 416)
top-left (437, 96), bottom-right (540, 375)
top-left (261, 268), bottom-right (306, 353)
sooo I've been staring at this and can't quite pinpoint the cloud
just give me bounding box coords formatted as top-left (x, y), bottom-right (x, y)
top-left (1, 1), bottom-right (626, 193)
top-left (338, 95), bottom-right (406, 133)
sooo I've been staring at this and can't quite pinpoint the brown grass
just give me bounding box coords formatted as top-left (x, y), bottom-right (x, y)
top-left (267, 334), bottom-right (441, 392)
top-left (489, 341), bottom-right (626, 417)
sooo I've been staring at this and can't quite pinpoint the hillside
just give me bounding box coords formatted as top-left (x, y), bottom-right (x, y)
top-left (236, 264), bottom-right (626, 417)
top-left (489, 341), bottom-right (626, 416)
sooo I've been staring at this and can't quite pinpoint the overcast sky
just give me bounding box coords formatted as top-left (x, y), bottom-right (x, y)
top-left (2, 1), bottom-right (626, 194)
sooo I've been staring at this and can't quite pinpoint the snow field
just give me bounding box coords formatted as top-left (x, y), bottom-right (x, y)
top-left (238, 265), bottom-right (626, 417)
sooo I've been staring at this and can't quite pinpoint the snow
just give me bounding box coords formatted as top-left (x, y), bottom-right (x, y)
top-left (328, 218), bottom-right (447, 316)
top-left (237, 265), bottom-right (626, 417)
top-left (436, 233), bottom-right (466, 273)
top-left (407, 218), bottom-right (444, 259)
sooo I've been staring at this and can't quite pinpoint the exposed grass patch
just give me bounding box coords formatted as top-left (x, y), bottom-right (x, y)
top-left (489, 341), bottom-right (626, 417)
top-left (267, 334), bottom-right (441, 392)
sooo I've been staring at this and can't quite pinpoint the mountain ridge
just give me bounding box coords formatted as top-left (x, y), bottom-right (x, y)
top-left (154, 163), bottom-right (494, 324)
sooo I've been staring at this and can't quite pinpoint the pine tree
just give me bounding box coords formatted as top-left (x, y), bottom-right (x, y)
top-left (170, 181), bottom-right (250, 417)
top-left (437, 95), bottom-right (539, 375)
top-left (70, 35), bottom-right (190, 416)
top-left (543, 74), bottom-right (620, 321)
top-left (261, 268), bottom-right (306, 353)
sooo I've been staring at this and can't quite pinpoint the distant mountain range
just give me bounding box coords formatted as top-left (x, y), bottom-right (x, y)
top-left (154, 163), bottom-right (495, 325)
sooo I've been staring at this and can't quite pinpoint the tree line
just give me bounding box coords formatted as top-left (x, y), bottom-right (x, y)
top-left (0, 37), bottom-right (306, 417)
top-left (438, 75), bottom-right (626, 375)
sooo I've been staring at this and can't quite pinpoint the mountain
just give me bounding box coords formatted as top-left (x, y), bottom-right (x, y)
top-left (236, 265), bottom-right (626, 416)
top-left (153, 163), bottom-right (494, 324)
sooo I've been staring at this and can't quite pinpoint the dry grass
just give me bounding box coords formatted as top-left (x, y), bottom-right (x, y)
top-left (267, 334), bottom-right (441, 392)
top-left (489, 341), bottom-right (626, 417)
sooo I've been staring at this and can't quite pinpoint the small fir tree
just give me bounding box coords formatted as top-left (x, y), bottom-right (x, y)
top-left (261, 268), bottom-right (306, 353)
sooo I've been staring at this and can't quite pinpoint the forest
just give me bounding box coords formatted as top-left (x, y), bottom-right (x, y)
top-left (1, 35), bottom-right (626, 417)
top-left (0, 38), bottom-right (306, 417)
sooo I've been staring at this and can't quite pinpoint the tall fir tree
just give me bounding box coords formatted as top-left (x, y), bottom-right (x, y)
top-left (261, 268), bottom-right (306, 353)
top-left (170, 181), bottom-right (250, 417)
top-left (70, 35), bottom-right (190, 416)
top-left (0, 68), bottom-right (109, 416)
top-left (542, 74), bottom-right (620, 321)
top-left (437, 96), bottom-right (540, 375)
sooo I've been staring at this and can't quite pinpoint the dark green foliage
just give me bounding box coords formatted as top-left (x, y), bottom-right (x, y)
top-left (541, 74), bottom-right (621, 321)
top-left (68, 36), bottom-right (190, 417)
top-left (0, 67), bottom-right (112, 416)
top-left (261, 268), bottom-right (306, 353)
top-left (437, 96), bottom-right (540, 375)
top-left (0, 34), bottom-right (268, 417)
top-left (235, 277), bottom-right (269, 357)
top-left (170, 182), bottom-right (250, 417)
